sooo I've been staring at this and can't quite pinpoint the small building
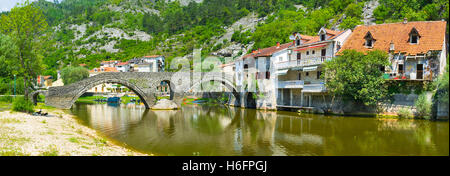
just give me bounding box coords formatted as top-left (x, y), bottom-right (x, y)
top-left (100, 60), bottom-right (119, 68)
top-left (116, 62), bottom-right (130, 72)
top-left (129, 55), bottom-right (165, 72)
top-left (37, 75), bottom-right (53, 88)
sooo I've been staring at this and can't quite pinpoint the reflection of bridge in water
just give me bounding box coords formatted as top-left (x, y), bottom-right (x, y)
top-left (31, 72), bottom-right (242, 109)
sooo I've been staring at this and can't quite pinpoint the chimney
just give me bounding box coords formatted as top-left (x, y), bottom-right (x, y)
top-left (276, 42), bottom-right (280, 48)
top-left (258, 49), bottom-right (261, 53)
top-left (403, 18), bottom-right (408, 24)
top-left (252, 50), bottom-right (257, 54)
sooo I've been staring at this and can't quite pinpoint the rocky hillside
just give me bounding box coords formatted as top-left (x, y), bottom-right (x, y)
top-left (13, 0), bottom-right (446, 76)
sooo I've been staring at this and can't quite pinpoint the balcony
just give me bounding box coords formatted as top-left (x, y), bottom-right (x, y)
top-left (276, 56), bottom-right (331, 70)
top-left (278, 80), bottom-right (304, 89)
top-left (302, 83), bottom-right (327, 93)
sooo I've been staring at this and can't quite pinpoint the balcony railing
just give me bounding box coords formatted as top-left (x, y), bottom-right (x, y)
top-left (278, 80), bottom-right (304, 89)
top-left (275, 56), bottom-right (331, 70)
top-left (302, 83), bottom-right (327, 93)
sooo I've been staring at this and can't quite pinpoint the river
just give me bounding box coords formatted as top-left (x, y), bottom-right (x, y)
top-left (69, 103), bottom-right (449, 156)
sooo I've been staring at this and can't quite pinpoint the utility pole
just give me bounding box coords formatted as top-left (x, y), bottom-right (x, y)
top-left (14, 74), bottom-right (16, 98)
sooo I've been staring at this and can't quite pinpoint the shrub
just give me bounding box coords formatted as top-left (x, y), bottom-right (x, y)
top-left (12, 97), bottom-right (34, 113)
top-left (397, 107), bottom-right (413, 118)
top-left (0, 95), bottom-right (13, 103)
top-left (415, 93), bottom-right (432, 119)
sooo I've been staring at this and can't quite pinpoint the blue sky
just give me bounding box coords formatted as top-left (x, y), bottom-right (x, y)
top-left (0, 0), bottom-right (53, 12)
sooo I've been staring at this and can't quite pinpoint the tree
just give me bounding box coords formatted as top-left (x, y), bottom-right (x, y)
top-left (0, 0), bottom-right (48, 99)
top-left (60, 66), bottom-right (89, 85)
top-left (323, 50), bottom-right (390, 109)
top-left (339, 16), bottom-right (363, 30)
top-left (0, 34), bottom-right (17, 78)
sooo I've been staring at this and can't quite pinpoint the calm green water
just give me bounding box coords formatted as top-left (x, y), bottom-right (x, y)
top-left (70, 103), bottom-right (449, 156)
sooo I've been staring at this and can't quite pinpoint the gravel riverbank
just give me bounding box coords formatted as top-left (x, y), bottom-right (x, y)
top-left (0, 109), bottom-right (147, 156)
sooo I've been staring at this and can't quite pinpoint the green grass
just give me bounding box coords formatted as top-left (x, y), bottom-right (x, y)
top-left (68, 137), bottom-right (81, 144)
top-left (36, 103), bottom-right (57, 110)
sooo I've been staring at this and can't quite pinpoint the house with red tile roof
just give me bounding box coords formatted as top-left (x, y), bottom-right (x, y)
top-left (273, 27), bottom-right (352, 108)
top-left (339, 20), bottom-right (447, 81)
top-left (115, 62), bottom-right (130, 72)
top-left (234, 27), bottom-right (352, 109)
top-left (100, 60), bottom-right (119, 68)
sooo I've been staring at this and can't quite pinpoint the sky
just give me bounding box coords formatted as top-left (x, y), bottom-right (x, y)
top-left (0, 0), bottom-right (53, 12)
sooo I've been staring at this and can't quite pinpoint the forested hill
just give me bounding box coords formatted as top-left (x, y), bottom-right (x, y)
top-left (2, 0), bottom-right (448, 78)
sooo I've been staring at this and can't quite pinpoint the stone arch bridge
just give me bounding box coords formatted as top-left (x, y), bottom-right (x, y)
top-left (33, 72), bottom-right (241, 109)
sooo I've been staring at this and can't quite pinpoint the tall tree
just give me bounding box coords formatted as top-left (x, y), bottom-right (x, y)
top-left (0, 0), bottom-right (48, 99)
top-left (322, 50), bottom-right (390, 110)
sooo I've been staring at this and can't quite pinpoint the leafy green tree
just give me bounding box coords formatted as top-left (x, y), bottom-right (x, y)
top-left (60, 66), bottom-right (89, 85)
top-left (0, 0), bottom-right (48, 99)
top-left (339, 16), bottom-right (363, 30)
top-left (323, 50), bottom-right (390, 107)
top-left (344, 3), bottom-right (362, 18)
top-left (0, 34), bottom-right (17, 78)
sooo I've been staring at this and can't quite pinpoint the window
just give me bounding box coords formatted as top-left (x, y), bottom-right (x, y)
top-left (366, 39), bottom-right (373, 47)
top-left (297, 53), bottom-right (301, 60)
top-left (306, 72), bottom-right (309, 76)
top-left (410, 35), bottom-right (418, 44)
top-left (298, 73), bottom-right (301, 80)
top-left (320, 34), bottom-right (326, 41)
top-left (364, 32), bottom-right (374, 48)
top-left (398, 64), bottom-right (404, 74)
top-left (306, 51), bottom-right (309, 55)
top-left (409, 27), bottom-right (420, 44)
top-left (279, 57), bottom-right (283, 62)
top-left (317, 71), bottom-right (322, 79)
top-left (296, 39), bottom-right (301, 46)
top-left (312, 50), bottom-right (315, 55)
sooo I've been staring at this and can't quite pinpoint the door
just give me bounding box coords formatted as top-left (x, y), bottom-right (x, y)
top-left (417, 64), bottom-right (423, 80)
top-left (297, 52), bottom-right (301, 65)
top-left (321, 49), bottom-right (326, 62)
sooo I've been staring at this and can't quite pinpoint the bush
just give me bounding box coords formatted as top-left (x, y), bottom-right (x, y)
top-left (0, 95), bottom-right (14, 103)
top-left (12, 97), bottom-right (34, 113)
top-left (415, 93), bottom-right (432, 119)
top-left (397, 107), bottom-right (413, 118)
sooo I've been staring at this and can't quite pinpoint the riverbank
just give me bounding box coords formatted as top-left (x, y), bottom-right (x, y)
top-left (0, 108), bottom-right (148, 156)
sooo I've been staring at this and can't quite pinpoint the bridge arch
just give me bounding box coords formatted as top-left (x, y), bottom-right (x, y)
top-left (30, 90), bottom-right (48, 105)
top-left (68, 78), bottom-right (152, 109)
top-left (188, 75), bottom-right (240, 105)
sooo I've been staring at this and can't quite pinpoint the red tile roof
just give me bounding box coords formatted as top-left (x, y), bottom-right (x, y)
top-left (339, 21), bottom-right (447, 55)
top-left (116, 62), bottom-right (129, 66)
top-left (89, 67), bottom-right (118, 73)
top-left (144, 55), bottom-right (162, 58)
top-left (242, 42), bottom-right (293, 59)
